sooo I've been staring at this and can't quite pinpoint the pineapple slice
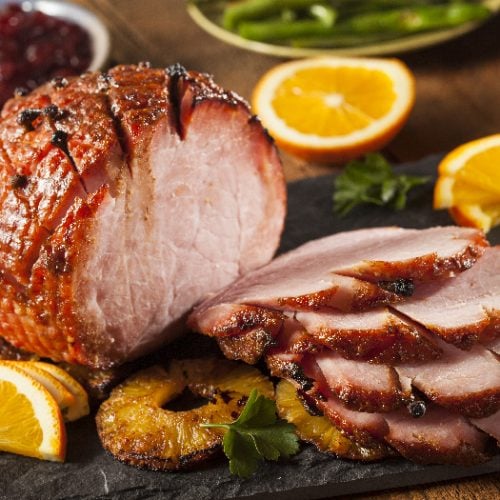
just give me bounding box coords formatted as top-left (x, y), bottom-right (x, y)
top-left (96, 358), bottom-right (273, 470)
top-left (275, 380), bottom-right (386, 461)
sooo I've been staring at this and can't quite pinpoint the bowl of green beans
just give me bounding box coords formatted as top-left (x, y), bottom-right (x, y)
top-left (187, 0), bottom-right (500, 57)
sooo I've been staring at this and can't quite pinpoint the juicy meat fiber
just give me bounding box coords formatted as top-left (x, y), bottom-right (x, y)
top-left (0, 64), bottom-right (286, 368)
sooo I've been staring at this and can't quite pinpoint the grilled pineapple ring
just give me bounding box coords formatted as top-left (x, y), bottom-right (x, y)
top-left (96, 358), bottom-right (274, 470)
top-left (275, 380), bottom-right (387, 461)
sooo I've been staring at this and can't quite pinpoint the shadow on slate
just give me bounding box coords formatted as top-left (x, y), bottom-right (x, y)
top-left (1, 156), bottom-right (499, 500)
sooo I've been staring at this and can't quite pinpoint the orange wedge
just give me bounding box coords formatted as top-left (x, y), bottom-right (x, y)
top-left (28, 362), bottom-right (89, 422)
top-left (434, 134), bottom-right (500, 233)
top-left (0, 361), bottom-right (66, 461)
top-left (252, 57), bottom-right (415, 163)
top-left (2, 361), bottom-right (75, 420)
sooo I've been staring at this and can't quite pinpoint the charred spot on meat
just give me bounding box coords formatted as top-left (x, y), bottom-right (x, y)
top-left (379, 278), bottom-right (414, 297)
top-left (43, 104), bottom-right (67, 122)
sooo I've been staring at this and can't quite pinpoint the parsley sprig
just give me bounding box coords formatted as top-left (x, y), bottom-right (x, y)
top-left (201, 389), bottom-right (299, 478)
top-left (333, 153), bottom-right (430, 216)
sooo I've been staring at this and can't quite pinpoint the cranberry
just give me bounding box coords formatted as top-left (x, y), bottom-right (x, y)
top-left (0, 3), bottom-right (93, 107)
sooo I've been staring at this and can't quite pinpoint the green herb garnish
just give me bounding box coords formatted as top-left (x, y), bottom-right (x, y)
top-left (201, 389), bottom-right (299, 478)
top-left (333, 153), bottom-right (429, 216)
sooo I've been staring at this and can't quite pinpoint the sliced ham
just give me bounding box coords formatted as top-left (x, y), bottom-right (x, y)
top-left (394, 247), bottom-right (500, 347)
top-left (396, 339), bottom-right (500, 418)
top-left (384, 405), bottom-right (490, 465)
top-left (275, 356), bottom-right (490, 465)
top-left (315, 350), bottom-right (408, 412)
top-left (471, 411), bottom-right (500, 443)
top-left (189, 226), bottom-right (487, 318)
top-left (295, 308), bottom-right (441, 363)
top-left (188, 227), bottom-right (487, 364)
top-left (0, 65), bottom-right (286, 368)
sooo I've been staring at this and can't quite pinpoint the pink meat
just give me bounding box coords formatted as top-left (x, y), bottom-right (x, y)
top-left (385, 405), bottom-right (489, 465)
top-left (396, 339), bottom-right (500, 418)
top-left (394, 247), bottom-right (500, 347)
top-left (471, 411), bottom-right (500, 443)
top-left (188, 226), bottom-right (487, 363)
top-left (279, 356), bottom-right (490, 465)
top-left (315, 350), bottom-right (409, 412)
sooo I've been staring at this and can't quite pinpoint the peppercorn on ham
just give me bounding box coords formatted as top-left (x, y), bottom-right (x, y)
top-left (0, 64), bottom-right (286, 368)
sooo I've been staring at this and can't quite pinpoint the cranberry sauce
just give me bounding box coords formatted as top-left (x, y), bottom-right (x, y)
top-left (0, 3), bottom-right (93, 107)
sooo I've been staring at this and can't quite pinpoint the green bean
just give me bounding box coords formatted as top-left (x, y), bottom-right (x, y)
top-left (215, 0), bottom-right (493, 47)
top-left (222, 0), bottom-right (322, 30)
top-left (341, 3), bottom-right (491, 34)
top-left (238, 4), bottom-right (337, 41)
top-left (239, 18), bottom-right (335, 42)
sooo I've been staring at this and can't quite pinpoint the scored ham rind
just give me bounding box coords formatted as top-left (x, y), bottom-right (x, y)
top-left (394, 247), bottom-right (500, 347)
top-left (0, 64), bottom-right (286, 368)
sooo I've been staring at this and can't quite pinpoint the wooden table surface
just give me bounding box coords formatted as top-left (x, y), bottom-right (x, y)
top-left (76, 0), bottom-right (500, 497)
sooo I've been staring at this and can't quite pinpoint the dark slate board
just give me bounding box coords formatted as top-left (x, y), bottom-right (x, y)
top-left (1, 155), bottom-right (499, 500)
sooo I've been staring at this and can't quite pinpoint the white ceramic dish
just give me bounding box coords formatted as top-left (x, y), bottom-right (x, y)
top-left (0, 0), bottom-right (111, 71)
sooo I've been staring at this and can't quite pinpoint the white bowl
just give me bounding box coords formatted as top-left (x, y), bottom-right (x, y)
top-left (0, 0), bottom-right (111, 71)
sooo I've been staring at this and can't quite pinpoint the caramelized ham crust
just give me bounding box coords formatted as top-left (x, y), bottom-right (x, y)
top-left (0, 64), bottom-right (286, 368)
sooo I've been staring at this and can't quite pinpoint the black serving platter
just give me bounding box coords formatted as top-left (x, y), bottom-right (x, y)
top-left (1, 155), bottom-right (499, 500)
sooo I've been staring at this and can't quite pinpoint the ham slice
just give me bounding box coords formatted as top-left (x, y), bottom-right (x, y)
top-left (394, 247), bottom-right (500, 347)
top-left (471, 411), bottom-right (500, 443)
top-left (295, 308), bottom-right (441, 363)
top-left (315, 351), bottom-right (408, 412)
top-left (190, 226), bottom-right (487, 315)
top-left (396, 339), bottom-right (500, 418)
top-left (384, 405), bottom-right (490, 465)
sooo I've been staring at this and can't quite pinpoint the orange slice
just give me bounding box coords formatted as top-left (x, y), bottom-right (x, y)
top-left (2, 361), bottom-right (75, 420)
top-left (434, 134), bottom-right (500, 232)
top-left (28, 362), bottom-right (89, 422)
top-left (252, 56), bottom-right (415, 163)
top-left (0, 361), bottom-right (66, 461)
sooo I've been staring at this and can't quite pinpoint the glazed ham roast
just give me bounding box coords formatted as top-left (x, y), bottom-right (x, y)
top-left (189, 228), bottom-right (500, 465)
top-left (0, 64), bottom-right (286, 368)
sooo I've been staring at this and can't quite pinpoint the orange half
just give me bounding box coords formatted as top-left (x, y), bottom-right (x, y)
top-left (252, 57), bottom-right (415, 163)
